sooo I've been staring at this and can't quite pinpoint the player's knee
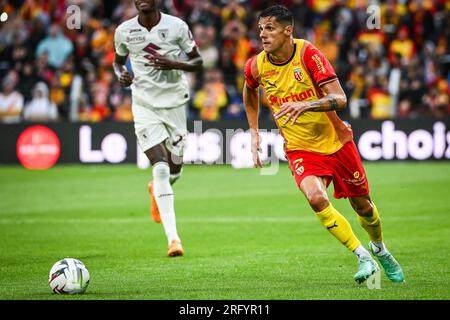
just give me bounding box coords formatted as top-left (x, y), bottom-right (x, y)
top-left (152, 162), bottom-right (170, 180)
top-left (307, 192), bottom-right (329, 212)
top-left (355, 202), bottom-right (373, 217)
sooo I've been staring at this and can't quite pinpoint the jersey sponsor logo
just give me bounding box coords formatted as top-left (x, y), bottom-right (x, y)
top-left (312, 54), bottom-right (326, 74)
top-left (158, 29), bottom-right (169, 41)
top-left (129, 28), bottom-right (142, 33)
top-left (293, 67), bottom-right (303, 82)
top-left (126, 35), bottom-right (146, 44)
top-left (268, 88), bottom-right (316, 107)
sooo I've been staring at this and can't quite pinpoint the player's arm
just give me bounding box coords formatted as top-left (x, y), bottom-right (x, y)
top-left (150, 47), bottom-right (203, 72)
top-left (113, 53), bottom-right (133, 87)
top-left (243, 56), bottom-right (262, 168)
top-left (274, 80), bottom-right (347, 125)
top-left (113, 29), bottom-right (133, 87)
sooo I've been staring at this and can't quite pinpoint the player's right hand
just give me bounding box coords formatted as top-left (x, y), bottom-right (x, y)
top-left (251, 130), bottom-right (263, 168)
top-left (119, 71), bottom-right (133, 87)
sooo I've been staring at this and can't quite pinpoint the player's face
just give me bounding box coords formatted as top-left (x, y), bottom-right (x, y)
top-left (134, 0), bottom-right (158, 13)
top-left (258, 17), bottom-right (291, 54)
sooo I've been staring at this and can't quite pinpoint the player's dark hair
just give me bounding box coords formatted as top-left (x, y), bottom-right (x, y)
top-left (258, 5), bottom-right (293, 26)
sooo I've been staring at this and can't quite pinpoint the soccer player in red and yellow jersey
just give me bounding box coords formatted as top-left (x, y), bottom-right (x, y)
top-left (243, 5), bottom-right (404, 284)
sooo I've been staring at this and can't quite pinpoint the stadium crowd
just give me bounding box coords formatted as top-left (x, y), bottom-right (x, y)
top-left (0, 0), bottom-right (449, 124)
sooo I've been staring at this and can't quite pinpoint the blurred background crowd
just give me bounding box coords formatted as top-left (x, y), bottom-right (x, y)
top-left (0, 0), bottom-right (449, 124)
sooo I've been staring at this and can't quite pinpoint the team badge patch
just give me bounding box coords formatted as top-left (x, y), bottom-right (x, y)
top-left (158, 29), bottom-right (169, 41)
top-left (293, 68), bottom-right (303, 82)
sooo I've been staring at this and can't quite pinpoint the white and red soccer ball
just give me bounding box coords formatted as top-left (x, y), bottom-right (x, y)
top-left (49, 258), bottom-right (90, 294)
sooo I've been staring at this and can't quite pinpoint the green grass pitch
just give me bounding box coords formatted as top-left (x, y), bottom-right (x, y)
top-left (0, 162), bottom-right (449, 300)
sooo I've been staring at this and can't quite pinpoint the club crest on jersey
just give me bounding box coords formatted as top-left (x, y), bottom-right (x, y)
top-left (293, 68), bottom-right (303, 82)
top-left (158, 29), bottom-right (169, 41)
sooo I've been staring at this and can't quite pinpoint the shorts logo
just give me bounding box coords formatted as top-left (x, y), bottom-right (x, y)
top-left (296, 165), bottom-right (304, 175)
top-left (172, 135), bottom-right (183, 146)
top-left (293, 158), bottom-right (304, 175)
top-left (138, 129), bottom-right (149, 142)
top-left (342, 172), bottom-right (366, 186)
top-left (293, 68), bottom-right (303, 82)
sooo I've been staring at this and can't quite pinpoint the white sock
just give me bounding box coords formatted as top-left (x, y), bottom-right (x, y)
top-left (354, 245), bottom-right (371, 258)
top-left (152, 162), bottom-right (181, 244)
top-left (370, 241), bottom-right (387, 256)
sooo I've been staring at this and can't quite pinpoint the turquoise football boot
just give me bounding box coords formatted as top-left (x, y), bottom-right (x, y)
top-left (369, 242), bottom-right (405, 283)
top-left (354, 255), bottom-right (380, 284)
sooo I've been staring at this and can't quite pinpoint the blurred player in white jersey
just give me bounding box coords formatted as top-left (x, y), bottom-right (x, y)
top-left (113, 0), bottom-right (203, 257)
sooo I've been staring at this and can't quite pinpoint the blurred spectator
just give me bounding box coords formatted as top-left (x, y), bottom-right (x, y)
top-left (314, 24), bottom-right (339, 65)
top-left (223, 96), bottom-right (245, 120)
top-left (23, 81), bottom-right (58, 122)
top-left (0, 71), bottom-right (24, 124)
top-left (36, 23), bottom-right (74, 69)
top-left (113, 95), bottom-right (133, 122)
top-left (112, 0), bottom-right (139, 22)
top-left (17, 61), bottom-right (46, 103)
top-left (389, 26), bottom-right (415, 66)
top-left (193, 69), bottom-right (228, 121)
top-left (193, 24), bottom-right (219, 70)
top-left (423, 81), bottom-right (449, 119)
top-left (221, 0), bottom-right (247, 24)
top-left (188, 0), bottom-right (221, 27)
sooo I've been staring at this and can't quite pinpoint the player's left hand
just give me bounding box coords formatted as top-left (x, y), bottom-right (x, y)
top-left (147, 56), bottom-right (179, 70)
top-left (275, 102), bottom-right (310, 125)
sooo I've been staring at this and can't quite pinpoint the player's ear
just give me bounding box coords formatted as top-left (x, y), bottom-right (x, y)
top-left (284, 24), bottom-right (293, 37)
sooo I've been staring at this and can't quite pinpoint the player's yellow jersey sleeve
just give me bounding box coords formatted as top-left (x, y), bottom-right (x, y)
top-left (256, 39), bottom-right (344, 154)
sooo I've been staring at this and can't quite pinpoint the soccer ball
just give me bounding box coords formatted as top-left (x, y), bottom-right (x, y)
top-left (48, 258), bottom-right (90, 294)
